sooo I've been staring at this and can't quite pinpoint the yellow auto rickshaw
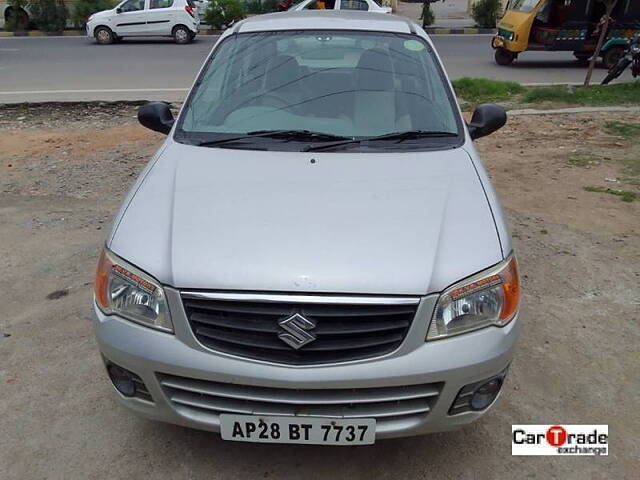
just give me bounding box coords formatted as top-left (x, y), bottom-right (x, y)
top-left (492, 0), bottom-right (640, 67)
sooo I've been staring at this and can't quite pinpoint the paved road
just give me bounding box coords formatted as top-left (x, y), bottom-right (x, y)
top-left (0, 34), bottom-right (632, 103)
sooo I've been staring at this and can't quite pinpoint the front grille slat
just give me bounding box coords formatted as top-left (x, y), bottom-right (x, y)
top-left (182, 294), bottom-right (417, 365)
top-left (160, 377), bottom-right (440, 405)
top-left (191, 313), bottom-right (280, 333)
top-left (183, 299), bottom-right (290, 316)
top-left (160, 374), bottom-right (442, 423)
top-left (195, 326), bottom-right (292, 351)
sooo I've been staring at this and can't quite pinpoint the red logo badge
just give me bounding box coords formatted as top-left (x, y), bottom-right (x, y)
top-left (546, 425), bottom-right (567, 447)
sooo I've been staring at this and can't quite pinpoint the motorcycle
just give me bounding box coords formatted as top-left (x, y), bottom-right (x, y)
top-left (602, 33), bottom-right (640, 85)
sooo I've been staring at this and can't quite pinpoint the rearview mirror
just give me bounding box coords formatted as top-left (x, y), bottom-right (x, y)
top-left (467, 104), bottom-right (507, 140)
top-left (138, 102), bottom-right (174, 135)
top-left (116, 7), bottom-right (122, 13)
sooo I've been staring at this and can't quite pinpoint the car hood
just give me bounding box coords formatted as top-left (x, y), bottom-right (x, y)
top-left (90, 10), bottom-right (113, 20)
top-left (109, 142), bottom-right (503, 295)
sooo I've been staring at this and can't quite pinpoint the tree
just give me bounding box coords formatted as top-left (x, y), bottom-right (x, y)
top-left (29, 0), bottom-right (68, 32)
top-left (471, 0), bottom-right (501, 29)
top-left (584, 0), bottom-right (618, 86)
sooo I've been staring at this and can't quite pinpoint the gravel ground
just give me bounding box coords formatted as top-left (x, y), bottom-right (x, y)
top-left (0, 104), bottom-right (638, 479)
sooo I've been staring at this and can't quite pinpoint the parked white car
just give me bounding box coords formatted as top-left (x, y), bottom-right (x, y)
top-left (291, 0), bottom-right (391, 14)
top-left (94, 10), bottom-right (520, 444)
top-left (86, 0), bottom-right (200, 44)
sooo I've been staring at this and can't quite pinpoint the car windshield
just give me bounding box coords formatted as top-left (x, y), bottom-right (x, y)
top-left (176, 31), bottom-right (461, 151)
top-left (509, 0), bottom-right (541, 12)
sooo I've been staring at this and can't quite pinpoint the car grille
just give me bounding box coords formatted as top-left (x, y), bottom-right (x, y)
top-left (181, 293), bottom-right (419, 365)
top-left (159, 374), bottom-right (442, 423)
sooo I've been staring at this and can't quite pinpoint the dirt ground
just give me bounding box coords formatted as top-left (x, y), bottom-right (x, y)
top-left (0, 103), bottom-right (638, 479)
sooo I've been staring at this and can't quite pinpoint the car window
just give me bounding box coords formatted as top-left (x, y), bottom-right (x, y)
top-left (178, 31), bottom-right (460, 149)
top-left (150, 0), bottom-right (173, 8)
top-left (303, 0), bottom-right (335, 9)
top-left (341, 0), bottom-right (368, 11)
top-left (509, 0), bottom-right (540, 12)
top-left (120, 0), bottom-right (145, 12)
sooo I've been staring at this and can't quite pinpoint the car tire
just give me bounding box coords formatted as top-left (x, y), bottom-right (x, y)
top-left (173, 25), bottom-right (192, 44)
top-left (494, 48), bottom-right (516, 66)
top-left (602, 47), bottom-right (625, 70)
top-left (95, 26), bottom-right (115, 45)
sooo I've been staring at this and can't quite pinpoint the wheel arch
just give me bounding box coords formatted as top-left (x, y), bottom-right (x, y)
top-left (93, 24), bottom-right (113, 37)
top-left (172, 23), bottom-right (190, 34)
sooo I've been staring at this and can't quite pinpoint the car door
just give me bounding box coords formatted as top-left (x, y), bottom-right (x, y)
top-left (146, 0), bottom-right (175, 35)
top-left (113, 0), bottom-right (148, 36)
top-left (337, 0), bottom-right (370, 11)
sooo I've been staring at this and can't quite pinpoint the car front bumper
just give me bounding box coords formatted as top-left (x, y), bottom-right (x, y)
top-left (93, 288), bottom-right (520, 440)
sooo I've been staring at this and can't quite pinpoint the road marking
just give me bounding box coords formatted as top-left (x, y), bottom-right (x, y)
top-left (0, 88), bottom-right (189, 95)
top-left (0, 48), bottom-right (20, 51)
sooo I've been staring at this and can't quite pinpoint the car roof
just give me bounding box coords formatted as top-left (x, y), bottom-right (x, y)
top-left (235, 11), bottom-right (416, 35)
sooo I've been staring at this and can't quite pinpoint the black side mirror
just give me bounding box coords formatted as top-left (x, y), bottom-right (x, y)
top-left (468, 104), bottom-right (507, 140)
top-left (138, 102), bottom-right (174, 135)
top-left (116, 7), bottom-right (122, 13)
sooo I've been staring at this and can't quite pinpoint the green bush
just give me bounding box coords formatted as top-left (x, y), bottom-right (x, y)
top-left (245, 0), bottom-right (262, 13)
top-left (471, 0), bottom-right (501, 29)
top-left (29, 0), bottom-right (68, 32)
top-left (72, 0), bottom-right (116, 28)
top-left (204, 0), bottom-right (246, 29)
top-left (5, 0), bottom-right (29, 31)
top-left (245, 0), bottom-right (278, 13)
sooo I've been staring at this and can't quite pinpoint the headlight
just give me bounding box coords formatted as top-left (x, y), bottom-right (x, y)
top-left (94, 248), bottom-right (173, 333)
top-left (87, 14), bottom-right (94, 22)
top-left (630, 45), bottom-right (640, 54)
top-left (427, 255), bottom-right (520, 340)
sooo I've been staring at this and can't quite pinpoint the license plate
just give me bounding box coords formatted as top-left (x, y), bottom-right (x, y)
top-left (220, 414), bottom-right (376, 445)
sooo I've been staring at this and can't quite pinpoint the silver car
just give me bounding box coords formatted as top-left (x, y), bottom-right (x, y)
top-left (93, 10), bottom-right (521, 445)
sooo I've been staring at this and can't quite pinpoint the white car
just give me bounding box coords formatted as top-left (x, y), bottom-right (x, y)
top-left (291, 0), bottom-right (392, 14)
top-left (94, 10), bottom-right (520, 443)
top-left (86, 0), bottom-right (200, 45)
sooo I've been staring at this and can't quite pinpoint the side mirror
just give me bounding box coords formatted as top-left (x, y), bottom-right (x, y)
top-left (138, 102), bottom-right (175, 135)
top-left (467, 104), bottom-right (507, 140)
top-left (116, 7), bottom-right (122, 13)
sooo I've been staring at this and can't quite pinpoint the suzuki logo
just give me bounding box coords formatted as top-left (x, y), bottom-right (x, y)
top-left (278, 313), bottom-right (317, 350)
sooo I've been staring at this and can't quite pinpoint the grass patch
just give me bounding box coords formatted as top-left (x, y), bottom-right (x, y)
top-left (452, 78), bottom-right (640, 110)
top-left (604, 121), bottom-right (640, 140)
top-left (522, 82), bottom-right (640, 106)
top-left (584, 185), bottom-right (638, 202)
top-left (452, 77), bottom-right (525, 104)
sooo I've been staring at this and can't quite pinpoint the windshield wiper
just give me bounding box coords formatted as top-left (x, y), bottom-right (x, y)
top-left (303, 130), bottom-right (458, 152)
top-left (193, 130), bottom-right (350, 147)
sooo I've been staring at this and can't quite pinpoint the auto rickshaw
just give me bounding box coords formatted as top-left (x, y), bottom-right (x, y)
top-left (491, 0), bottom-right (640, 67)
